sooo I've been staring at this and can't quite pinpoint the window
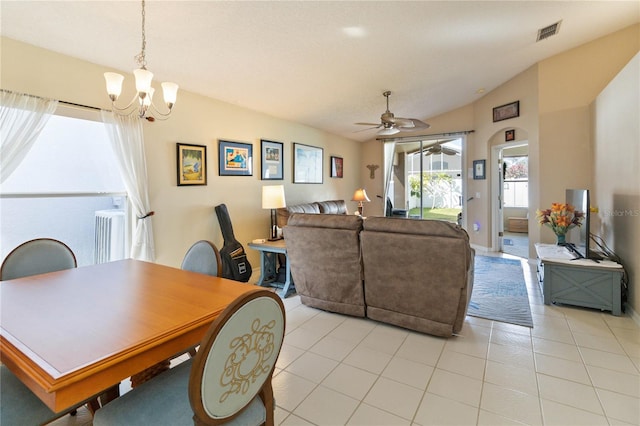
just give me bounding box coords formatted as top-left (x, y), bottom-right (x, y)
top-left (503, 156), bottom-right (528, 207)
top-left (0, 107), bottom-right (127, 266)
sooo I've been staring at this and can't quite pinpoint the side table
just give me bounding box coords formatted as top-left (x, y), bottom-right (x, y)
top-left (248, 239), bottom-right (295, 297)
top-left (535, 243), bottom-right (625, 315)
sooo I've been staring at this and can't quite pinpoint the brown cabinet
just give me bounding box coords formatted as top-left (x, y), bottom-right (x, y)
top-left (508, 217), bottom-right (528, 233)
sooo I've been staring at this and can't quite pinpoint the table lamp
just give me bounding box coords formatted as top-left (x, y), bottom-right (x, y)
top-left (352, 188), bottom-right (370, 216)
top-left (262, 185), bottom-right (286, 240)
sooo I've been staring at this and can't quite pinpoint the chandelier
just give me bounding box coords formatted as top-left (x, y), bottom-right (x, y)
top-left (104, 0), bottom-right (178, 121)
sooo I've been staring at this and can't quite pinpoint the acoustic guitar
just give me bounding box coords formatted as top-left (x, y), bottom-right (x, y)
top-left (214, 203), bottom-right (252, 282)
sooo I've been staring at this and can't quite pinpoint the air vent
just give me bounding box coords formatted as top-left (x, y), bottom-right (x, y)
top-left (537, 20), bottom-right (562, 42)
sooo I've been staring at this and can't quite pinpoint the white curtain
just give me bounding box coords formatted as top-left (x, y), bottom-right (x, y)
top-left (101, 110), bottom-right (155, 261)
top-left (382, 141), bottom-right (397, 216)
top-left (0, 90), bottom-right (58, 183)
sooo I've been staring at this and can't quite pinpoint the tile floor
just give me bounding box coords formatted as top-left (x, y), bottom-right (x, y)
top-left (52, 253), bottom-right (640, 425)
top-left (502, 231), bottom-right (529, 260)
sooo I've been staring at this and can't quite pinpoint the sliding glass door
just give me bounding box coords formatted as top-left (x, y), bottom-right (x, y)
top-left (385, 138), bottom-right (463, 223)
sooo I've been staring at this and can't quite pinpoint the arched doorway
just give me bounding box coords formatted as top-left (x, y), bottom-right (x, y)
top-left (491, 128), bottom-right (530, 259)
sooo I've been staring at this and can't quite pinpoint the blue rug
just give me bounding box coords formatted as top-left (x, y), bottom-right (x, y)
top-left (467, 256), bottom-right (533, 328)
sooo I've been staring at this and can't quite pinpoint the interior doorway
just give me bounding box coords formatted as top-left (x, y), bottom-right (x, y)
top-left (492, 141), bottom-right (529, 259)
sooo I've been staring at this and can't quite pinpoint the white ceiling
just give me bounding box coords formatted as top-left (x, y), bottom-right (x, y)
top-left (2, 1), bottom-right (638, 142)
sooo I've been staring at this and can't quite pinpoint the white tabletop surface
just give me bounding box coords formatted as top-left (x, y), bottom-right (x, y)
top-left (535, 243), bottom-right (622, 269)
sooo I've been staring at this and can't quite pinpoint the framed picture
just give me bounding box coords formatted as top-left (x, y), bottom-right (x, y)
top-left (293, 143), bottom-right (323, 184)
top-left (330, 156), bottom-right (343, 178)
top-left (505, 129), bottom-right (515, 141)
top-left (177, 143), bottom-right (207, 186)
top-left (473, 159), bottom-right (486, 180)
top-left (493, 101), bottom-right (520, 122)
top-left (218, 140), bottom-right (253, 176)
top-left (260, 139), bottom-right (283, 180)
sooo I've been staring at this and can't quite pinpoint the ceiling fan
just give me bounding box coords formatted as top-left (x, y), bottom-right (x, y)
top-left (424, 144), bottom-right (459, 156)
top-left (355, 91), bottom-right (430, 135)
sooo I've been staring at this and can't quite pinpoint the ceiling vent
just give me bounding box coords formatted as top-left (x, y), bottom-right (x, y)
top-left (537, 20), bottom-right (562, 42)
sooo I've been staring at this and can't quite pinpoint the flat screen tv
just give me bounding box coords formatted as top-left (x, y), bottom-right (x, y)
top-left (565, 189), bottom-right (590, 259)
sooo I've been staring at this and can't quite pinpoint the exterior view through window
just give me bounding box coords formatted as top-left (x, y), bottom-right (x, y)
top-left (0, 109), bottom-right (127, 266)
top-left (503, 155), bottom-right (528, 207)
top-left (388, 138), bottom-right (463, 223)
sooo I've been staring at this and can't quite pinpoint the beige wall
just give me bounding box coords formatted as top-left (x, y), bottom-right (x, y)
top-left (591, 53), bottom-right (640, 317)
top-left (1, 37), bottom-right (362, 269)
top-left (360, 24), bottom-right (638, 261)
top-left (537, 24), bottom-right (640, 240)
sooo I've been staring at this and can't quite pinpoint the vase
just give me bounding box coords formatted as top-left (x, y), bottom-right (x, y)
top-left (556, 233), bottom-right (566, 245)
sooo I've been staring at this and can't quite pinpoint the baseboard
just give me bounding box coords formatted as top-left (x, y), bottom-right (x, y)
top-left (628, 304), bottom-right (640, 327)
top-left (470, 243), bottom-right (491, 254)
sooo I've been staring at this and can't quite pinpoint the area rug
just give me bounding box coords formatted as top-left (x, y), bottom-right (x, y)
top-left (467, 256), bottom-right (533, 328)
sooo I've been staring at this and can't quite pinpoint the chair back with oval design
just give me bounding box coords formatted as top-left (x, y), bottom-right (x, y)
top-left (1, 238), bottom-right (77, 281)
top-left (189, 289), bottom-right (285, 425)
top-left (181, 240), bottom-right (223, 277)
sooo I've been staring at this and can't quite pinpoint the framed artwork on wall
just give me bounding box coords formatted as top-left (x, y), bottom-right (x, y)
top-left (218, 140), bottom-right (253, 176)
top-left (505, 129), bottom-right (515, 141)
top-left (177, 143), bottom-right (207, 186)
top-left (493, 101), bottom-right (520, 122)
top-left (330, 156), bottom-right (343, 178)
top-left (473, 159), bottom-right (486, 180)
top-left (293, 143), bottom-right (323, 184)
top-left (260, 139), bottom-right (284, 180)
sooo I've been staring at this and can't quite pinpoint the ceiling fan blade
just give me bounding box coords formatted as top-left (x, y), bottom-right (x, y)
top-left (355, 122), bottom-right (382, 127)
top-left (407, 118), bottom-right (430, 129)
top-left (353, 126), bottom-right (381, 133)
top-left (442, 147), bottom-right (459, 156)
top-left (393, 117), bottom-right (415, 127)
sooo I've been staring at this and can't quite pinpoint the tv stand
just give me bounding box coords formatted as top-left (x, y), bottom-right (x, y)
top-left (535, 243), bottom-right (625, 315)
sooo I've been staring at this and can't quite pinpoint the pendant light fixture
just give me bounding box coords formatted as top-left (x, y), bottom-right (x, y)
top-left (104, 0), bottom-right (178, 121)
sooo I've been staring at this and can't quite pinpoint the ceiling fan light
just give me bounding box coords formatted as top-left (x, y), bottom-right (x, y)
top-left (379, 127), bottom-right (400, 136)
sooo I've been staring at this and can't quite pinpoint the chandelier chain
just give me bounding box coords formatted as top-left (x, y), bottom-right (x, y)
top-left (134, 0), bottom-right (147, 69)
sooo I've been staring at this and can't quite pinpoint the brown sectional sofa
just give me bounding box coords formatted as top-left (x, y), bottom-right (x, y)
top-left (283, 213), bottom-right (474, 337)
top-left (276, 200), bottom-right (348, 228)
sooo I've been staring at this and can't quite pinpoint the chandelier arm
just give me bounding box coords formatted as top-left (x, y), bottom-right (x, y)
top-left (148, 102), bottom-right (173, 119)
top-left (110, 95), bottom-right (142, 114)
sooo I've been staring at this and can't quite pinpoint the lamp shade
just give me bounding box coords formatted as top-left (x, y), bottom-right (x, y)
top-left (352, 188), bottom-right (371, 202)
top-left (133, 68), bottom-right (154, 94)
top-left (262, 185), bottom-right (286, 209)
top-left (104, 72), bottom-right (124, 99)
top-left (161, 82), bottom-right (179, 106)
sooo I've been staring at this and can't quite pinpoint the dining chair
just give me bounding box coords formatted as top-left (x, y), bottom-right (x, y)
top-left (0, 365), bottom-right (58, 425)
top-left (94, 288), bottom-right (286, 426)
top-left (181, 240), bottom-right (223, 277)
top-left (0, 238), bottom-right (77, 281)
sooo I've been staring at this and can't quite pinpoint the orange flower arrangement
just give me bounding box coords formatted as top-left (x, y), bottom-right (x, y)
top-left (536, 203), bottom-right (584, 237)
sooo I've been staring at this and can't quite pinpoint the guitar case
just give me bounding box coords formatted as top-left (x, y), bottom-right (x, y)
top-left (214, 204), bottom-right (252, 282)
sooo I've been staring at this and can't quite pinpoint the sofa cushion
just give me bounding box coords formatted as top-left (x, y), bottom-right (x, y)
top-left (283, 213), bottom-right (365, 317)
top-left (361, 217), bottom-right (473, 336)
top-left (276, 202), bottom-right (320, 228)
top-left (276, 200), bottom-right (347, 227)
top-left (317, 200), bottom-right (348, 215)
top-left (287, 212), bottom-right (360, 230)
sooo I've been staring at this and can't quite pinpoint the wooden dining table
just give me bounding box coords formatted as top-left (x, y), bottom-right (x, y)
top-left (0, 259), bottom-right (257, 413)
